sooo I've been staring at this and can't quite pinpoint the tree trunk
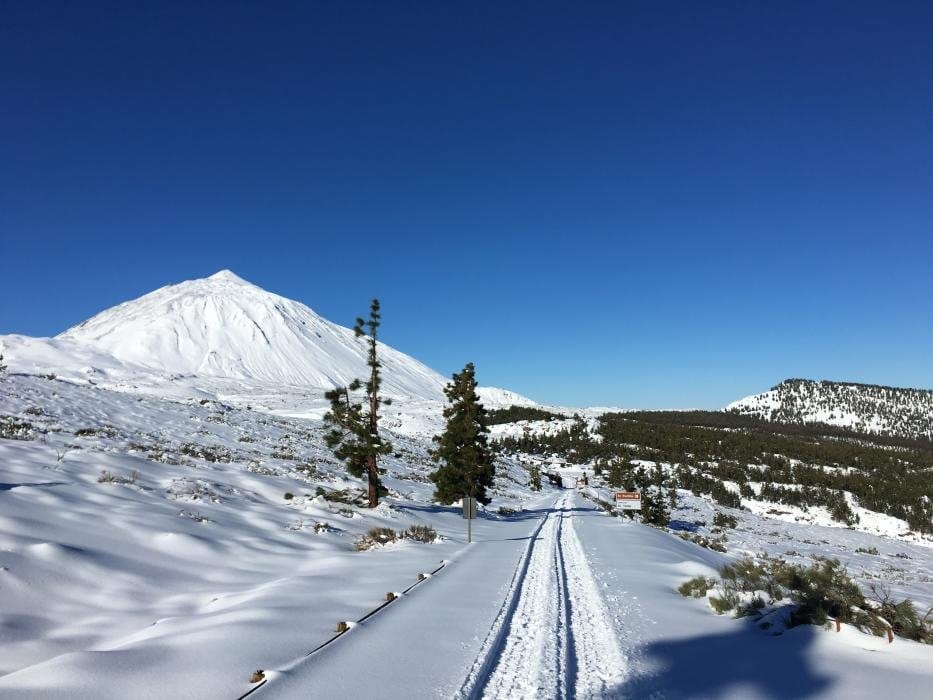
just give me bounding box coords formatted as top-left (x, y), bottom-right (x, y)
top-left (367, 453), bottom-right (378, 508)
top-left (367, 335), bottom-right (380, 508)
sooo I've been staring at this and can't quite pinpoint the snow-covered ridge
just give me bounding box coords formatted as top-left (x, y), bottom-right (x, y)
top-left (476, 386), bottom-right (538, 409)
top-left (727, 378), bottom-right (933, 440)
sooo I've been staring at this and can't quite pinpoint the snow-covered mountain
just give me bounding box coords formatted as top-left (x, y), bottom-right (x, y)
top-left (0, 271), bottom-right (532, 426)
top-left (727, 378), bottom-right (933, 440)
top-left (52, 270), bottom-right (448, 399)
top-left (476, 386), bottom-right (538, 408)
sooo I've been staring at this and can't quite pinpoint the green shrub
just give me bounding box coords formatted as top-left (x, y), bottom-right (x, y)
top-left (284, 492), bottom-right (294, 500)
top-left (855, 546), bottom-right (879, 555)
top-left (709, 593), bottom-right (739, 615)
top-left (678, 576), bottom-right (715, 598)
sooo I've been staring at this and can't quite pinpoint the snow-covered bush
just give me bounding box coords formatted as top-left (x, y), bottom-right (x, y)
top-left (681, 557), bottom-right (933, 643)
top-left (97, 469), bottom-right (139, 485)
top-left (0, 415), bottom-right (37, 440)
top-left (356, 527), bottom-right (398, 550)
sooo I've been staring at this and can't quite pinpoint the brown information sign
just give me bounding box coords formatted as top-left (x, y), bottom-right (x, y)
top-left (614, 492), bottom-right (642, 510)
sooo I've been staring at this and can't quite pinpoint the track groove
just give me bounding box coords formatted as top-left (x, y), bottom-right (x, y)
top-left (464, 493), bottom-right (628, 700)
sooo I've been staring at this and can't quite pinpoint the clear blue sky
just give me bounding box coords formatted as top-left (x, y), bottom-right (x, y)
top-left (2, 1), bottom-right (931, 408)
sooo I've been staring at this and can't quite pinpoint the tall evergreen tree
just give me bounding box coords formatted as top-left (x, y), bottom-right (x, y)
top-left (641, 463), bottom-right (671, 527)
top-left (323, 299), bottom-right (392, 508)
top-left (430, 362), bottom-right (496, 505)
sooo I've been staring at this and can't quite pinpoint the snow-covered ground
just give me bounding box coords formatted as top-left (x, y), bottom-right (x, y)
top-left (1, 373), bottom-right (931, 697)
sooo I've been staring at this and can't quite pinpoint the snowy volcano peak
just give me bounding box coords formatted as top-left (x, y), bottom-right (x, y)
top-left (56, 271), bottom-right (447, 399)
top-left (207, 268), bottom-right (250, 283)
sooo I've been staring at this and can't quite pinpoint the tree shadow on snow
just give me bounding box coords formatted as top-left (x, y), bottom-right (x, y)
top-left (0, 481), bottom-right (70, 491)
top-left (669, 519), bottom-right (700, 532)
top-left (611, 622), bottom-right (833, 699)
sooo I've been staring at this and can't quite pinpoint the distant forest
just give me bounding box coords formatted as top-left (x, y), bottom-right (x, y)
top-left (485, 405), bottom-right (566, 425)
top-left (494, 408), bottom-right (933, 534)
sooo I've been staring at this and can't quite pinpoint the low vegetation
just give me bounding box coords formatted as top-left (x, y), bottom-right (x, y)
top-left (678, 557), bottom-right (933, 643)
top-left (97, 469), bottom-right (139, 485)
top-left (355, 524), bottom-right (439, 550)
top-left (0, 415), bottom-right (38, 440)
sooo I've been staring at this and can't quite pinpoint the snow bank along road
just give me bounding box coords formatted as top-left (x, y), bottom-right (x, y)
top-left (463, 492), bottom-right (627, 699)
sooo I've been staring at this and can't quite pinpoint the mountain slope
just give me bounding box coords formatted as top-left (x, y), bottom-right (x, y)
top-left (727, 378), bottom-right (933, 440)
top-left (49, 270), bottom-right (447, 400)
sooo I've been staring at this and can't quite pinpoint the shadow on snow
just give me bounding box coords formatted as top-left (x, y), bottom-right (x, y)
top-left (611, 621), bottom-right (833, 699)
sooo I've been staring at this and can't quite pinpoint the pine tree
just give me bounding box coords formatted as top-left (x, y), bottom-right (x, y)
top-left (638, 463), bottom-right (671, 527)
top-left (529, 464), bottom-right (542, 491)
top-left (430, 362), bottom-right (496, 505)
top-left (322, 299), bottom-right (392, 508)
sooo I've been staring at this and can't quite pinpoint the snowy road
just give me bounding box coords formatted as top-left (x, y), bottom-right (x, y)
top-left (466, 492), bottom-right (627, 699)
top-left (255, 491), bottom-right (933, 700)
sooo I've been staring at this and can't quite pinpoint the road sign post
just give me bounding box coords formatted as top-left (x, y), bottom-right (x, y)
top-left (463, 496), bottom-right (477, 543)
top-left (614, 491), bottom-right (642, 511)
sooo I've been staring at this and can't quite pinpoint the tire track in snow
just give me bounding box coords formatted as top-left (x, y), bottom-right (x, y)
top-left (477, 501), bottom-right (563, 698)
top-left (561, 502), bottom-right (629, 698)
top-left (458, 499), bottom-right (556, 699)
top-left (553, 501), bottom-right (577, 699)
top-left (464, 493), bottom-right (628, 700)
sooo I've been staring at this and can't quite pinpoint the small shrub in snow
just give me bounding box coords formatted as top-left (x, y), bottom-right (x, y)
top-left (709, 593), bottom-right (740, 615)
top-left (75, 426), bottom-right (118, 438)
top-left (403, 524), bottom-right (438, 543)
top-left (712, 512), bottom-right (738, 529)
top-left (179, 443), bottom-right (232, 463)
top-left (0, 416), bottom-right (39, 440)
top-left (356, 527), bottom-right (398, 551)
top-left (97, 469), bottom-right (139, 485)
top-left (856, 546), bottom-right (879, 555)
top-left (284, 492), bottom-right (295, 500)
top-left (678, 576), bottom-right (716, 598)
top-left (178, 510), bottom-right (210, 523)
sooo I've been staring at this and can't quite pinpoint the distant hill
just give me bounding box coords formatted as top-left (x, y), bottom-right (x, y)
top-left (727, 379), bottom-right (933, 440)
